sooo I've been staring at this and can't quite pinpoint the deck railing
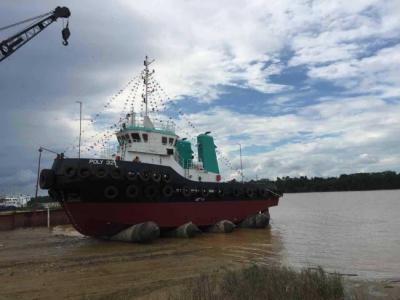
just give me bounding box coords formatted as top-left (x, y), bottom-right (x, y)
top-left (126, 116), bottom-right (175, 133)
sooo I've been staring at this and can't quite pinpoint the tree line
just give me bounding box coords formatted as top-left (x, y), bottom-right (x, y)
top-left (252, 171), bottom-right (400, 193)
top-left (26, 195), bottom-right (52, 207)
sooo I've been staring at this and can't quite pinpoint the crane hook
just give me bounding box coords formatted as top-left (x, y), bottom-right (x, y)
top-left (62, 20), bottom-right (70, 46)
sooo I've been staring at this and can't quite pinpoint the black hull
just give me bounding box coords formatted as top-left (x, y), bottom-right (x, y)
top-left (41, 158), bottom-right (281, 204)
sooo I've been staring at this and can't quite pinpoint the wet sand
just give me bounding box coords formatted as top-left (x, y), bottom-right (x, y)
top-left (0, 226), bottom-right (283, 299)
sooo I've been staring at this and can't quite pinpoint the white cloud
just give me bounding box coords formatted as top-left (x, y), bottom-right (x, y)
top-left (2, 0), bottom-right (400, 194)
top-left (308, 44), bottom-right (400, 97)
top-left (175, 95), bottom-right (400, 180)
top-left (117, 0), bottom-right (305, 101)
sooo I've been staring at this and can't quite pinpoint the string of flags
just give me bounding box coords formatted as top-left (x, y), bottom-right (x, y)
top-left (152, 77), bottom-right (244, 179)
top-left (63, 68), bottom-right (245, 180)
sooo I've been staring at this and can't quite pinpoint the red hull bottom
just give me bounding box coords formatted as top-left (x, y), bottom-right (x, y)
top-left (63, 198), bottom-right (279, 237)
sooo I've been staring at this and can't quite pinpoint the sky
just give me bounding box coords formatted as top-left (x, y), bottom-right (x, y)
top-left (0, 0), bottom-right (399, 195)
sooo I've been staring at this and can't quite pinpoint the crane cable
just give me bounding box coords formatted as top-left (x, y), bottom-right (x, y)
top-left (0, 11), bottom-right (52, 32)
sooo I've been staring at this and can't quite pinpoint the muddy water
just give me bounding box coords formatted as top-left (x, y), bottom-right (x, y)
top-left (0, 190), bottom-right (399, 299)
top-left (273, 190), bottom-right (400, 279)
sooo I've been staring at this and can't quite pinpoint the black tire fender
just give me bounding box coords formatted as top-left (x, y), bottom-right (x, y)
top-left (64, 166), bottom-right (76, 178)
top-left (126, 171), bottom-right (137, 181)
top-left (111, 168), bottom-right (122, 180)
top-left (139, 171), bottom-right (150, 182)
top-left (162, 173), bottom-right (172, 183)
top-left (95, 168), bottom-right (108, 178)
top-left (215, 189), bottom-right (225, 197)
top-left (104, 186), bottom-right (118, 199)
top-left (201, 188), bottom-right (209, 197)
top-left (126, 184), bottom-right (139, 198)
top-left (39, 169), bottom-right (55, 189)
top-left (78, 167), bottom-right (91, 179)
top-left (259, 188), bottom-right (269, 198)
top-left (144, 185), bottom-right (159, 199)
top-left (151, 172), bottom-right (161, 183)
top-left (232, 188), bottom-right (241, 197)
top-left (162, 185), bottom-right (174, 197)
top-left (182, 187), bottom-right (191, 197)
top-left (246, 188), bottom-right (255, 198)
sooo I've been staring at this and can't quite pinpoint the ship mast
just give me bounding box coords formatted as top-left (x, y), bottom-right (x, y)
top-left (142, 55), bottom-right (155, 117)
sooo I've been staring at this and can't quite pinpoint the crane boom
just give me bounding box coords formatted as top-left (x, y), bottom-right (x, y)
top-left (0, 6), bottom-right (71, 62)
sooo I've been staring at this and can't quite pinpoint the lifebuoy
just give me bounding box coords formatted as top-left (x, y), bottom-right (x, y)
top-left (78, 167), bottom-right (91, 179)
top-left (144, 185), bottom-right (159, 199)
top-left (40, 169), bottom-right (55, 189)
top-left (182, 187), bottom-right (191, 197)
top-left (162, 185), bottom-right (174, 197)
top-left (126, 171), bottom-right (137, 181)
top-left (162, 174), bottom-right (172, 183)
top-left (111, 168), bottom-right (122, 179)
top-left (151, 172), bottom-right (161, 183)
top-left (104, 186), bottom-right (118, 199)
top-left (126, 185), bottom-right (139, 198)
top-left (139, 171), bottom-right (150, 182)
top-left (64, 166), bottom-right (76, 178)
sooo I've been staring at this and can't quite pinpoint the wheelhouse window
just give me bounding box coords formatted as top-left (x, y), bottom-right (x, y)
top-left (168, 138), bottom-right (174, 145)
top-left (131, 133), bottom-right (141, 142)
top-left (142, 133), bottom-right (148, 142)
top-left (161, 136), bottom-right (167, 145)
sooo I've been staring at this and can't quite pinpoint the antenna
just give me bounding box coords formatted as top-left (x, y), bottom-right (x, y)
top-left (142, 55), bottom-right (155, 117)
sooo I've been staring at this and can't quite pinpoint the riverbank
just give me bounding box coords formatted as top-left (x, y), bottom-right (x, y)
top-left (0, 226), bottom-right (399, 299)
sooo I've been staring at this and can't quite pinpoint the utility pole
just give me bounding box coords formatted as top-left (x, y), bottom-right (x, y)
top-left (34, 148), bottom-right (43, 200)
top-left (238, 143), bottom-right (244, 183)
top-left (76, 101), bottom-right (82, 159)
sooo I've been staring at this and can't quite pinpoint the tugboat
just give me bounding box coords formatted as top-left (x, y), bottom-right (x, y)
top-left (39, 57), bottom-right (281, 240)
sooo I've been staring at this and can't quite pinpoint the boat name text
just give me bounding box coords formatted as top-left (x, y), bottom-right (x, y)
top-left (88, 159), bottom-right (115, 166)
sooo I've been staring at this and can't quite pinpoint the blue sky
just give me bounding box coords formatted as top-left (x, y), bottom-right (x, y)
top-left (0, 0), bottom-right (400, 195)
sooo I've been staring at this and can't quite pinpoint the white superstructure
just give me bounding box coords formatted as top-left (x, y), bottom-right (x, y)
top-left (114, 57), bottom-right (221, 183)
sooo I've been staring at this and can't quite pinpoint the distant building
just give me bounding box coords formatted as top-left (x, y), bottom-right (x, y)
top-left (0, 194), bottom-right (31, 208)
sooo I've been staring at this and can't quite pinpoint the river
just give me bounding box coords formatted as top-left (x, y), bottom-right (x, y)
top-left (272, 189), bottom-right (400, 279)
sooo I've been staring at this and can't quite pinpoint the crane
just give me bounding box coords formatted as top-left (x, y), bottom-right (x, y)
top-left (0, 6), bottom-right (71, 62)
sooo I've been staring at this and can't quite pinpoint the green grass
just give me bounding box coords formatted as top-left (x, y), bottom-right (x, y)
top-left (170, 265), bottom-right (344, 300)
